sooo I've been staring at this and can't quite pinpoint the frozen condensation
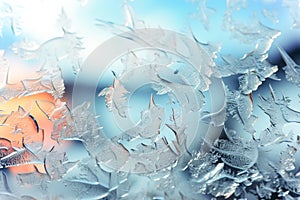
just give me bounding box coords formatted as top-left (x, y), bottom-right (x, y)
top-left (261, 9), bottom-right (279, 24)
top-left (0, 1), bottom-right (22, 37)
top-left (278, 45), bottom-right (300, 87)
top-left (0, 51), bottom-right (65, 101)
top-left (12, 30), bottom-right (83, 74)
top-left (187, 0), bottom-right (216, 31)
top-left (219, 50), bottom-right (279, 94)
top-left (0, 0), bottom-right (299, 199)
top-left (282, 0), bottom-right (300, 28)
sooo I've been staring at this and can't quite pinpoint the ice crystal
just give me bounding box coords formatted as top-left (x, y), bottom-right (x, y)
top-left (278, 46), bottom-right (300, 87)
top-left (0, 171), bottom-right (11, 192)
top-left (212, 139), bottom-right (258, 170)
top-left (257, 89), bottom-right (298, 145)
top-left (226, 88), bottom-right (257, 134)
top-left (99, 78), bottom-right (130, 118)
top-left (21, 68), bottom-right (65, 99)
top-left (0, 1), bottom-right (22, 37)
top-left (261, 9), bottom-right (279, 24)
top-left (188, 0), bottom-right (216, 31)
top-left (113, 96), bottom-right (165, 153)
top-left (0, 147), bottom-right (39, 168)
top-left (13, 30), bottom-right (83, 74)
top-left (280, 145), bottom-right (297, 172)
top-left (0, 106), bottom-right (44, 168)
top-left (188, 150), bottom-right (262, 199)
top-left (0, 50), bottom-right (9, 87)
top-left (224, 1), bottom-right (281, 54)
top-left (56, 8), bottom-right (72, 32)
top-left (282, 0), bottom-right (300, 28)
top-left (219, 50), bottom-right (278, 94)
top-left (186, 83), bottom-right (300, 199)
top-left (0, 51), bottom-right (65, 101)
top-left (0, 0), bottom-right (299, 199)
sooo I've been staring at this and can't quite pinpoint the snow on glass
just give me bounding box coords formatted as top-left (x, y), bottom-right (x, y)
top-left (0, 0), bottom-right (299, 199)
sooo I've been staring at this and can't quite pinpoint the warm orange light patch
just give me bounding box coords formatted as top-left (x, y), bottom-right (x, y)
top-left (0, 93), bottom-right (54, 113)
top-left (0, 93), bottom-right (64, 174)
top-left (9, 163), bottom-right (47, 174)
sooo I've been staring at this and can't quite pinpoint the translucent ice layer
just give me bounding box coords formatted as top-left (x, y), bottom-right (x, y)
top-left (0, 0), bottom-right (299, 199)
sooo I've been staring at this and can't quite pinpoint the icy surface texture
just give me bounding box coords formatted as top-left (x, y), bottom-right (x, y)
top-left (0, 1), bottom-right (22, 37)
top-left (219, 50), bottom-right (279, 94)
top-left (0, 0), bottom-right (299, 199)
top-left (12, 30), bottom-right (83, 74)
top-left (282, 0), bottom-right (300, 28)
top-left (187, 84), bottom-right (300, 199)
top-left (278, 45), bottom-right (300, 87)
top-left (0, 51), bottom-right (65, 102)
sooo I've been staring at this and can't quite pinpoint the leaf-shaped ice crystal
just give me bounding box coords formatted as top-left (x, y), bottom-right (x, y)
top-left (99, 78), bottom-right (130, 118)
top-left (112, 96), bottom-right (165, 153)
top-left (211, 139), bottom-right (258, 170)
top-left (256, 86), bottom-right (299, 147)
top-left (258, 85), bottom-right (287, 127)
top-left (56, 8), bottom-right (72, 32)
top-left (226, 88), bottom-right (257, 134)
top-left (277, 46), bottom-right (300, 87)
top-left (258, 85), bottom-right (300, 129)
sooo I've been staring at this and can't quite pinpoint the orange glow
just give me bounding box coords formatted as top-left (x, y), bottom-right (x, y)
top-left (0, 93), bottom-right (54, 113)
top-left (9, 163), bottom-right (47, 174)
top-left (0, 93), bottom-right (65, 174)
